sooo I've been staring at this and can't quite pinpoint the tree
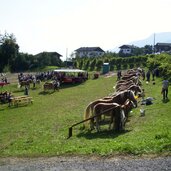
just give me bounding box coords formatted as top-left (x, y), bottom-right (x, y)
top-left (144, 45), bottom-right (153, 55)
top-left (0, 32), bottom-right (19, 72)
top-left (90, 59), bottom-right (96, 71)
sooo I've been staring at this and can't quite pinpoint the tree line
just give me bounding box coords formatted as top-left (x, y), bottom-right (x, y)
top-left (0, 32), bottom-right (63, 72)
top-left (1, 31), bottom-right (171, 81)
top-left (146, 53), bottom-right (171, 81)
top-left (73, 55), bottom-right (148, 71)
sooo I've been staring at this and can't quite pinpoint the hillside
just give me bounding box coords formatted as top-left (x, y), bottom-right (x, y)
top-left (130, 32), bottom-right (171, 47)
top-left (112, 32), bottom-right (171, 52)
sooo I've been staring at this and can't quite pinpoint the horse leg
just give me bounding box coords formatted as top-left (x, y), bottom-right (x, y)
top-left (108, 114), bottom-right (113, 130)
top-left (95, 116), bottom-right (100, 132)
top-left (108, 111), bottom-right (114, 130)
top-left (114, 107), bottom-right (121, 132)
top-left (120, 109), bottom-right (126, 131)
top-left (90, 118), bottom-right (95, 130)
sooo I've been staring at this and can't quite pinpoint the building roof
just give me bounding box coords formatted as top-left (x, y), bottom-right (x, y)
top-left (35, 51), bottom-right (62, 57)
top-left (156, 43), bottom-right (171, 46)
top-left (75, 47), bottom-right (105, 52)
top-left (119, 45), bottom-right (136, 49)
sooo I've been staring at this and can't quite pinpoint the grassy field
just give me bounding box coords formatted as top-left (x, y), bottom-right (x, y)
top-left (0, 73), bottom-right (170, 157)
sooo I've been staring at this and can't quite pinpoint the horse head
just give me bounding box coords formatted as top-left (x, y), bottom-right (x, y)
top-left (127, 90), bottom-right (137, 107)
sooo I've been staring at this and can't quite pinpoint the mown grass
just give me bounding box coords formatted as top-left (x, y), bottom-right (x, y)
top-left (27, 66), bottom-right (58, 72)
top-left (0, 74), bottom-right (170, 157)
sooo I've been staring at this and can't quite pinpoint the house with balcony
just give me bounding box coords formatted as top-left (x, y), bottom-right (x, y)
top-left (74, 47), bottom-right (105, 58)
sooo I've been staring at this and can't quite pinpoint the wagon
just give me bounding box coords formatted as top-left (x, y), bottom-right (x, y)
top-left (54, 68), bottom-right (88, 84)
top-left (0, 82), bottom-right (10, 87)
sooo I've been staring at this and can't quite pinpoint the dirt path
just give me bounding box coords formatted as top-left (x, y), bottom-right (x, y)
top-left (0, 156), bottom-right (171, 171)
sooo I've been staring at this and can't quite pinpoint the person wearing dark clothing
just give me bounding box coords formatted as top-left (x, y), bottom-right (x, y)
top-left (162, 79), bottom-right (169, 100)
top-left (24, 86), bottom-right (29, 95)
top-left (117, 70), bottom-right (122, 80)
top-left (142, 70), bottom-right (145, 80)
top-left (53, 79), bottom-right (60, 91)
top-left (8, 92), bottom-right (12, 107)
top-left (152, 69), bottom-right (155, 81)
top-left (146, 70), bottom-right (150, 82)
top-left (155, 67), bottom-right (159, 77)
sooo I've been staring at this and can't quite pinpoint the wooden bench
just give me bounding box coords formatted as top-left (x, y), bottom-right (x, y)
top-left (10, 96), bottom-right (33, 107)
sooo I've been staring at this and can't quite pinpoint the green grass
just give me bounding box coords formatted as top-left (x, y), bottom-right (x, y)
top-left (0, 74), bottom-right (171, 157)
top-left (27, 66), bottom-right (58, 72)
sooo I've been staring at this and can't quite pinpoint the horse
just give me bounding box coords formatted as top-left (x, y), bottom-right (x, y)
top-left (84, 90), bottom-right (137, 129)
top-left (115, 82), bottom-right (135, 92)
top-left (116, 84), bottom-right (142, 96)
top-left (18, 79), bottom-right (31, 88)
top-left (43, 82), bottom-right (54, 91)
top-left (121, 73), bottom-right (137, 80)
top-left (43, 81), bottom-right (60, 91)
top-left (116, 76), bottom-right (141, 86)
top-left (126, 68), bottom-right (143, 76)
top-left (91, 99), bottom-right (135, 132)
top-left (121, 99), bottom-right (135, 122)
top-left (114, 80), bottom-right (134, 90)
top-left (92, 102), bottom-right (121, 131)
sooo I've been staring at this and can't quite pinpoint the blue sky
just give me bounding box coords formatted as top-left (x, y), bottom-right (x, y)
top-left (0, 0), bottom-right (171, 60)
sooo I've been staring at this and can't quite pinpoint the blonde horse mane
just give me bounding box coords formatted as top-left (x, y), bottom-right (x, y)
top-left (84, 103), bottom-right (91, 122)
top-left (83, 101), bottom-right (97, 127)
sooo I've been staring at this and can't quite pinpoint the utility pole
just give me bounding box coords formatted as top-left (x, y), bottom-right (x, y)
top-left (153, 33), bottom-right (156, 54)
top-left (66, 48), bottom-right (68, 67)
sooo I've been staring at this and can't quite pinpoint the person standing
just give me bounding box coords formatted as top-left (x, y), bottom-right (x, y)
top-left (162, 78), bottom-right (169, 100)
top-left (24, 86), bottom-right (29, 95)
top-left (117, 70), bottom-right (122, 80)
top-left (146, 70), bottom-right (150, 82)
top-left (152, 69), bottom-right (155, 81)
top-left (33, 76), bottom-right (36, 89)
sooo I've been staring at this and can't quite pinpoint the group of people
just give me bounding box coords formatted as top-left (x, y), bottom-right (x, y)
top-left (0, 91), bottom-right (12, 105)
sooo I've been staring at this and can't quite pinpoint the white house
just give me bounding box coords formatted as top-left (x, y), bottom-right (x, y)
top-left (119, 45), bottom-right (136, 55)
top-left (74, 47), bottom-right (105, 58)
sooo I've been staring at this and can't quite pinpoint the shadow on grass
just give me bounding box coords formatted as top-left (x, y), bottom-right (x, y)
top-left (0, 105), bottom-right (6, 111)
top-left (60, 82), bottom-right (85, 89)
top-left (162, 98), bottom-right (170, 103)
top-left (8, 102), bottom-right (33, 109)
top-left (12, 89), bottom-right (24, 93)
top-left (76, 129), bottom-right (131, 139)
top-left (38, 82), bottom-right (86, 95)
top-left (38, 91), bottom-right (56, 95)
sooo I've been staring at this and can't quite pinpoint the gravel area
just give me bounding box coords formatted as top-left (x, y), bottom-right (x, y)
top-left (0, 156), bottom-right (171, 171)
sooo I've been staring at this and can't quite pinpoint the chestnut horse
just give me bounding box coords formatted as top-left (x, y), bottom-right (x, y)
top-left (84, 90), bottom-right (137, 129)
top-left (91, 102), bottom-right (122, 131)
top-left (91, 99), bottom-right (135, 131)
top-left (116, 84), bottom-right (142, 96)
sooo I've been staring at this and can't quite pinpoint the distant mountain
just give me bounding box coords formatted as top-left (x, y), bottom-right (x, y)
top-left (130, 32), bottom-right (171, 47)
top-left (112, 32), bottom-right (171, 52)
